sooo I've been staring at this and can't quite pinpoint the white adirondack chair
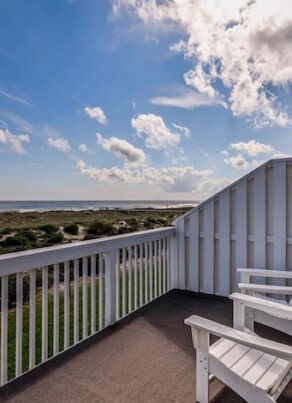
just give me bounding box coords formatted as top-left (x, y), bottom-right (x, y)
top-left (236, 268), bottom-right (292, 336)
top-left (185, 315), bottom-right (292, 403)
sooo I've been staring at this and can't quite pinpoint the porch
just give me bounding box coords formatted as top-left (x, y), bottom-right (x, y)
top-left (0, 290), bottom-right (291, 403)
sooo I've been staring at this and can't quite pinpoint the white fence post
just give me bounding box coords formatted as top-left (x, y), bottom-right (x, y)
top-left (177, 219), bottom-right (185, 290)
top-left (170, 225), bottom-right (179, 289)
top-left (105, 249), bottom-right (117, 327)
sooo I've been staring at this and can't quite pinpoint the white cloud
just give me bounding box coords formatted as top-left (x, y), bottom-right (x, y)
top-left (229, 140), bottom-right (275, 157)
top-left (0, 128), bottom-right (30, 154)
top-left (114, 0), bottom-right (292, 127)
top-left (224, 154), bottom-right (262, 170)
top-left (97, 133), bottom-right (146, 163)
top-left (79, 143), bottom-right (91, 153)
top-left (84, 106), bottom-right (107, 125)
top-left (76, 159), bottom-right (229, 197)
top-left (172, 123), bottom-right (190, 138)
top-left (223, 139), bottom-right (291, 169)
top-left (0, 89), bottom-right (31, 106)
top-left (131, 113), bottom-right (180, 149)
top-left (271, 151), bottom-right (291, 158)
top-left (48, 137), bottom-right (71, 152)
top-left (150, 87), bottom-right (226, 109)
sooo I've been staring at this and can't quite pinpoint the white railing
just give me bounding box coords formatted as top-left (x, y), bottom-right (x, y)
top-left (0, 226), bottom-right (175, 386)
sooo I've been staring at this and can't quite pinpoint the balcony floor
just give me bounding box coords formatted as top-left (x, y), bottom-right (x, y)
top-left (1, 290), bottom-right (291, 403)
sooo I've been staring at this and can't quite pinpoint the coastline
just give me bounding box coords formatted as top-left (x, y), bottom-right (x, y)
top-left (0, 207), bottom-right (192, 255)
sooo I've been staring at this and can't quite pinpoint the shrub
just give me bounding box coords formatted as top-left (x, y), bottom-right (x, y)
top-left (45, 232), bottom-right (64, 245)
top-left (18, 229), bottom-right (37, 243)
top-left (87, 221), bottom-right (114, 236)
top-left (1, 227), bottom-right (13, 235)
top-left (39, 224), bottom-right (58, 234)
top-left (63, 223), bottom-right (79, 235)
top-left (1, 235), bottom-right (30, 248)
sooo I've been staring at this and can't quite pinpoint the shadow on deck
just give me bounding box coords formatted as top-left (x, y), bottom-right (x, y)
top-left (0, 290), bottom-right (291, 403)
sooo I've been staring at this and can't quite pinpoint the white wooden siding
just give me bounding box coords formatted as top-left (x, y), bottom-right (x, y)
top-left (177, 159), bottom-right (292, 295)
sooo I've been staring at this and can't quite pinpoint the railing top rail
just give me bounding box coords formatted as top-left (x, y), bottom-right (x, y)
top-left (0, 226), bottom-right (175, 276)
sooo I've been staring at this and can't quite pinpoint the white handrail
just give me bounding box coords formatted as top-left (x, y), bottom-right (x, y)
top-left (0, 226), bottom-right (175, 275)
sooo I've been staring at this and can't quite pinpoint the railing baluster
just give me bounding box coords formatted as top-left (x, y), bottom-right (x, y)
top-left (82, 257), bottom-right (88, 339)
top-left (116, 249), bottom-right (120, 320)
top-left (154, 241), bottom-right (158, 298)
top-left (158, 240), bottom-right (162, 296)
top-left (91, 255), bottom-right (96, 334)
top-left (99, 254), bottom-right (104, 329)
top-left (163, 238), bottom-right (166, 294)
top-left (122, 247), bottom-right (126, 317)
top-left (1, 275), bottom-right (8, 385)
top-left (64, 261), bottom-right (70, 349)
top-left (29, 269), bottom-right (36, 370)
top-left (139, 243), bottom-right (143, 306)
top-left (167, 237), bottom-right (170, 291)
top-left (149, 241), bottom-right (153, 301)
top-left (53, 264), bottom-right (59, 356)
top-left (16, 272), bottom-right (23, 377)
top-left (145, 242), bottom-right (148, 303)
top-left (128, 246), bottom-right (132, 313)
top-left (73, 259), bottom-right (79, 344)
top-left (105, 249), bottom-right (117, 326)
top-left (134, 244), bottom-right (138, 310)
top-left (42, 266), bottom-right (48, 362)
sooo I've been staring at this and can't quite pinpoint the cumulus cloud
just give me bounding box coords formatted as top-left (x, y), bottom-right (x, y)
top-left (0, 128), bottom-right (30, 154)
top-left (76, 159), bottom-right (229, 197)
top-left (84, 106), bottom-right (107, 125)
top-left (229, 140), bottom-right (275, 157)
top-left (114, 0), bottom-right (292, 127)
top-left (222, 139), bottom-right (290, 169)
top-left (131, 113), bottom-right (180, 149)
top-left (48, 137), bottom-right (71, 152)
top-left (224, 154), bottom-right (261, 170)
top-left (97, 133), bottom-right (146, 163)
top-left (79, 143), bottom-right (91, 153)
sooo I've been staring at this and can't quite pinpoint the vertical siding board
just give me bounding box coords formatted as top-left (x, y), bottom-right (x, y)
top-left (218, 190), bottom-right (230, 296)
top-left (203, 201), bottom-right (214, 294)
top-left (189, 210), bottom-right (199, 292)
top-left (235, 179), bottom-right (247, 292)
top-left (273, 161), bottom-right (287, 284)
top-left (254, 166), bottom-right (266, 284)
top-left (177, 219), bottom-right (185, 290)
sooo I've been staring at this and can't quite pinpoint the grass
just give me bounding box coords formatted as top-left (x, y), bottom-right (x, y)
top-left (1, 261), bottom-right (168, 382)
top-left (0, 208), bottom-right (190, 254)
top-left (0, 209), bottom-right (188, 232)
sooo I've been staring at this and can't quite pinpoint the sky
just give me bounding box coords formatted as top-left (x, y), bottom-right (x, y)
top-left (0, 0), bottom-right (292, 201)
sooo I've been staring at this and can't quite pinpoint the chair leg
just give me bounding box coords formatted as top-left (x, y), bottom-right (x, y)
top-left (195, 329), bottom-right (209, 403)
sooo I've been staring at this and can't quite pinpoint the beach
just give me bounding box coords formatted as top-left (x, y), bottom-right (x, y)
top-left (0, 206), bottom-right (193, 255)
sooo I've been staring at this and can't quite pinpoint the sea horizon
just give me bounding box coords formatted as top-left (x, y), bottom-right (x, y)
top-left (0, 200), bottom-right (199, 213)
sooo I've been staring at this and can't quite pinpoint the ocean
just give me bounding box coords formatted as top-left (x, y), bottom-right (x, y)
top-left (0, 200), bottom-right (198, 213)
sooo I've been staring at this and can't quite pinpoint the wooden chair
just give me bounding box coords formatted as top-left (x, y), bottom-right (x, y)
top-left (236, 268), bottom-right (292, 336)
top-left (185, 315), bottom-right (292, 403)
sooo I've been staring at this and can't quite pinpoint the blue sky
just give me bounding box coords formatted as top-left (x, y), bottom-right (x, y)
top-left (0, 0), bottom-right (291, 200)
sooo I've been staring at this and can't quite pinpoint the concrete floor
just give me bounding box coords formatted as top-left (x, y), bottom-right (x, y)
top-left (0, 290), bottom-right (291, 403)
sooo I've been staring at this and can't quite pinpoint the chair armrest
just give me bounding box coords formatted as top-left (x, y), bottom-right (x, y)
top-left (237, 268), bottom-right (292, 279)
top-left (230, 292), bottom-right (292, 320)
top-left (185, 315), bottom-right (292, 361)
top-left (239, 283), bottom-right (292, 295)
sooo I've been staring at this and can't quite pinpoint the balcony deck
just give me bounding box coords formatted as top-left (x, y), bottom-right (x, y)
top-left (0, 290), bottom-right (291, 403)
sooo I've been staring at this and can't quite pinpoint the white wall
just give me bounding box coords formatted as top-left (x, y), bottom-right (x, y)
top-left (175, 159), bottom-right (292, 296)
